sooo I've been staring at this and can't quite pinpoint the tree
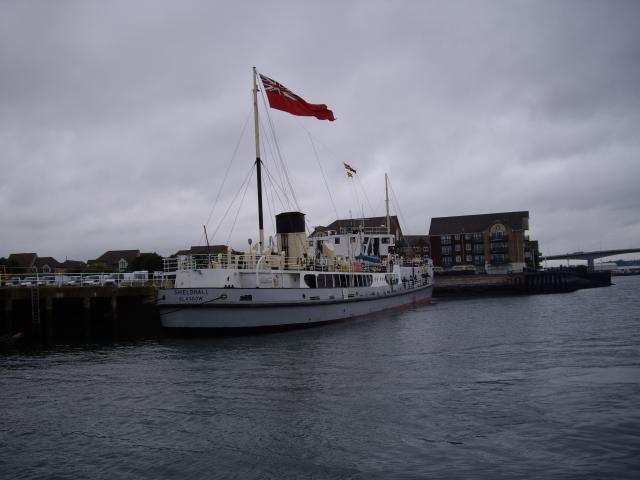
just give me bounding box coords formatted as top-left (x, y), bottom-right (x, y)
top-left (130, 252), bottom-right (164, 273)
top-left (0, 257), bottom-right (21, 273)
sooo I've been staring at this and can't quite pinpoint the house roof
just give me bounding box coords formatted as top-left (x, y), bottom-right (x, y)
top-left (319, 216), bottom-right (402, 235)
top-left (91, 250), bottom-right (140, 265)
top-left (34, 256), bottom-right (62, 269)
top-left (60, 260), bottom-right (86, 270)
top-left (174, 245), bottom-right (229, 256)
top-left (8, 253), bottom-right (37, 268)
top-left (429, 211), bottom-right (529, 236)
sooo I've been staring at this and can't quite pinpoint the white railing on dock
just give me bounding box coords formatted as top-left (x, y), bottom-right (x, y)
top-left (0, 271), bottom-right (159, 288)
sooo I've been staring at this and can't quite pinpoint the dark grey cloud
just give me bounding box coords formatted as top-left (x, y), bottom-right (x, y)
top-left (1, 0), bottom-right (639, 261)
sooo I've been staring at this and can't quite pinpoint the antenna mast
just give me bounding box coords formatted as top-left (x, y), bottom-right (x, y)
top-left (252, 67), bottom-right (265, 254)
top-left (385, 173), bottom-right (390, 234)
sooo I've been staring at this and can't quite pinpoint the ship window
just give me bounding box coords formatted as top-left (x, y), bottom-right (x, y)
top-left (317, 275), bottom-right (326, 288)
top-left (357, 275), bottom-right (363, 287)
top-left (308, 240), bottom-right (314, 247)
top-left (334, 237), bottom-right (341, 244)
top-left (350, 236), bottom-right (357, 243)
top-left (303, 274), bottom-right (317, 288)
top-left (364, 275), bottom-right (372, 287)
top-left (339, 274), bottom-right (347, 288)
top-left (324, 275), bottom-right (333, 288)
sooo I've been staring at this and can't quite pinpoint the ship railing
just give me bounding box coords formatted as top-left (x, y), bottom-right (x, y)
top-left (161, 254), bottom-right (394, 274)
top-left (338, 226), bottom-right (391, 235)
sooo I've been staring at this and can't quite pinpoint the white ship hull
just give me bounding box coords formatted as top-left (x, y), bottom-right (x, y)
top-left (158, 284), bottom-right (432, 330)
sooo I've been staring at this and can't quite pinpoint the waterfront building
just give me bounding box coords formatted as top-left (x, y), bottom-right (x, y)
top-left (398, 235), bottom-right (431, 260)
top-left (173, 245), bottom-right (231, 257)
top-left (34, 256), bottom-right (62, 273)
top-left (311, 216), bottom-right (403, 239)
top-left (6, 253), bottom-right (77, 273)
top-left (7, 253), bottom-right (38, 272)
top-left (429, 211), bottom-right (532, 274)
top-left (88, 250), bottom-right (141, 272)
top-left (524, 239), bottom-right (541, 270)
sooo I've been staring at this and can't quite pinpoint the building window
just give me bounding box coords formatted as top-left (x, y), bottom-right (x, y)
top-left (454, 234), bottom-right (460, 241)
top-left (455, 255), bottom-right (462, 263)
top-left (473, 232), bottom-right (483, 242)
top-left (334, 237), bottom-right (341, 245)
top-left (442, 256), bottom-right (452, 266)
top-left (441, 235), bottom-right (451, 245)
top-left (422, 247), bottom-right (429, 253)
top-left (465, 234), bottom-right (472, 240)
top-left (474, 255), bottom-right (484, 265)
top-left (442, 246), bottom-right (452, 255)
top-left (465, 255), bottom-right (472, 263)
top-left (490, 224), bottom-right (506, 241)
top-left (118, 258), bottom-right (128, 272)
top-left (492, 254), bottom-right (506, 264)
top-left (455, 244), bottom-right (461, 252)
top-left (465, 244), bottom-right (471, 251)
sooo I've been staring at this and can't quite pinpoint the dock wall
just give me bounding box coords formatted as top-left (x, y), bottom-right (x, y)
top-left (0, 286), bottom-right (159, 340)
top-left (433, 271), bottom-right (611, 296)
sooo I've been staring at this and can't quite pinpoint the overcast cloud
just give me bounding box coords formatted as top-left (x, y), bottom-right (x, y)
top-left (1, 0), bottom-right (639, 262)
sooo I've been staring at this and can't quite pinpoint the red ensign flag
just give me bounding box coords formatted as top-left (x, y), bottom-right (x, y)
top-left (259, 74), bottom-right (335, 121)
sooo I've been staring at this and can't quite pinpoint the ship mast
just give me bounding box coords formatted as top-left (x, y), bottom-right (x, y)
top-left (252, 67), bottom-right (265, 254)
top-left (385, 172), bottom-right (390, 235)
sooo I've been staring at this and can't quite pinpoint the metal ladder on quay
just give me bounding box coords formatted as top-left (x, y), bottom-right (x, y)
top-left (31, 285), bottom-right (41, 325)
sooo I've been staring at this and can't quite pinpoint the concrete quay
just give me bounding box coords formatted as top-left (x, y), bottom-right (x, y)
top-left (433, 270), bottom-right (612, 297)
top-left (0, 285), bottom-right (159, 340)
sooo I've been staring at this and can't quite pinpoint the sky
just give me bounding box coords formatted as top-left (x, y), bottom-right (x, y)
top-left (1, 0), bottom-right (639, 263)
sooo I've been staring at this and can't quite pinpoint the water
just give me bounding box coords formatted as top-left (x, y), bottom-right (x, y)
top-left (2, 276), bottom-right (639, 479)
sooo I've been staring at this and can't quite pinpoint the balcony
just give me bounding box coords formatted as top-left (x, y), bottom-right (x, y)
top-left (490, 244), bottom-right (508, 254)
top-left (490, 255), bottom-right (510, 265)
top-left (490, 233), bottom-right (508, 242)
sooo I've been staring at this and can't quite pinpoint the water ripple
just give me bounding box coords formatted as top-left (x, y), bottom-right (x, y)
top-left (1, 276), bottom-right (640, 478)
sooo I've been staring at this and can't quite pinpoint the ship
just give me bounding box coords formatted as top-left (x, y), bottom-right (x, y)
top-left (157, 68), bottom-right (433, 331)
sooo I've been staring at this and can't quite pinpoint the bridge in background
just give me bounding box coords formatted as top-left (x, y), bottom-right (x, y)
top-left (542, 248), bottom-right (640, 270)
